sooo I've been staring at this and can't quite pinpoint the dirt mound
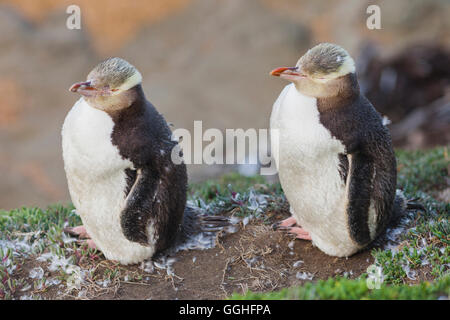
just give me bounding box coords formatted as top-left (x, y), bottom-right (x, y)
top-left (13, 219), bottom-right (373, 300)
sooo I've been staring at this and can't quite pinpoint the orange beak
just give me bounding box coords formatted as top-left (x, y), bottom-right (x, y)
top-left (270, 66), bottom-right (306, 82)
top-left (69, 80), bottom-right (107, 97)
top-left (69, 81), bottom-right (95, 93)
top-left (270, 67), bottom-right (299, 77)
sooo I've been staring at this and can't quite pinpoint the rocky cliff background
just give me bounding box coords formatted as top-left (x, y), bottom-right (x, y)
top-left (0, 0), bottom-right (448, 209)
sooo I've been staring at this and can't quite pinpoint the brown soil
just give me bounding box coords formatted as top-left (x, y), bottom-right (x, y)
top-left (126, 223), bottom-right (374, 300)
top-left (14, 218), bottom-right (374, 300)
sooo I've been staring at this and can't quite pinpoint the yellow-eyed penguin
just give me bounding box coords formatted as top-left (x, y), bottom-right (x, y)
top-left (62, 58), bottom-right (225, 265)
top-left (269, 43), bottom-right (408, 257)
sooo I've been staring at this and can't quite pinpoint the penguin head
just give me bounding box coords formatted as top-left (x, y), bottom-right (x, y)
top-left (69, 57), bottom-right (143, 111)
top-left (270, 43), bottom-right (357, 98)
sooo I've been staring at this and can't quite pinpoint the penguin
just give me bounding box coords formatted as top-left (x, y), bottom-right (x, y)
top-left (269, 43), bottom-right (409, 257)
top-left (62, 57), bottom-right (226, 265)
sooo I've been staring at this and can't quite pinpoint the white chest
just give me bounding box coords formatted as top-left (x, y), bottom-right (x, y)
top-left (270, 84), bottom-right (345, 165)
top-left (62, 98), bottom-right (133, 179)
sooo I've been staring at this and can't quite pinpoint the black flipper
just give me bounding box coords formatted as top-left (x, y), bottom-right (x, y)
top-left (347, 153), bottom-right (374, 246)
top-left (120, 167), bottom-right (162, 246)
top-left (121, 168), bottom-right (230, 256)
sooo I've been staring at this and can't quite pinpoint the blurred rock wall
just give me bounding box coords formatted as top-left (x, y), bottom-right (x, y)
top-left (0, 0), bottom-right (448, 209)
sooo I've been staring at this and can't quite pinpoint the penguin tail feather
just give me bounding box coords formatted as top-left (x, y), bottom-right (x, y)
top-left (178, 206), bottom-right (230, 239)
top-left (387, 190), bottom-right (426, 229)
top-left (371, 190), bottom-right (425, 248)
top-left (165, 206), bottom-right (231, 255)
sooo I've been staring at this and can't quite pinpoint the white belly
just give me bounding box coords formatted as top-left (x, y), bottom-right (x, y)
top-left (270, 84), bottom-right (360, 257)
top-left (62, 98), bottom-right (154, 264)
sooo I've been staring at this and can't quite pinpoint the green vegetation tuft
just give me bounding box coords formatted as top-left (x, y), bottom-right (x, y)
top-left (396, 147), bottom-right (448, 194)
top-left (188, 172), bottom-right (267, 200)
top-left (229, 274), bottom-right (450, 300)
top-left (0, 204), bottom-right (79, 236)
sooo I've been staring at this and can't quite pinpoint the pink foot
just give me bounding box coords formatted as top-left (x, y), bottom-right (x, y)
top-left (279, 216), bottom-right (298, 228)
top-left (76, 239), bottom-right (98, 250)
top-left (86, 239), bottom-right (97, 250)
top-left (64, 225), bottom-right (90, 239)
top-left (288, 227), bottom-right (312, 240)
top-left (66, 226), bottom-right (98, 251)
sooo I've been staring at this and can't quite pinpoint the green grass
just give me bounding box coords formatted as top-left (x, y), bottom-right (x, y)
top-left (229, 274), bottom-right (450, 300)
top-left (396, 147), bottom-right (448, 194)
top-left (0, 204), bottom-right (79, 235)
top-left (369, 147), bottom-right (449, 286)
top-left (188, 172), bottom-right (285, 219)
top-left (0, 205), bottom-right (84, 299)
top-left (188, 172), bottom-right (267, 200)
